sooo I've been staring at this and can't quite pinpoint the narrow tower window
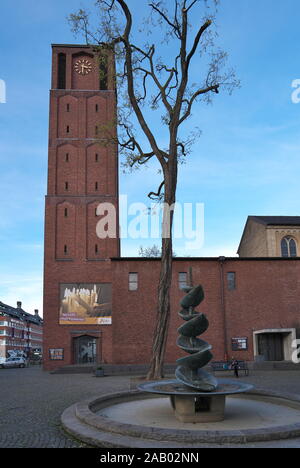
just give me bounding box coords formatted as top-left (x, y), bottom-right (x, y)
top-left (57, 53), bottom-right (66, 89)
top-left (66, 125), bottom-right (70, 133)
top-left (64, 244), bottom-right (68, 255)
top-left (95, 153), bottom-right (99, 162)
top-left (95, 182), bottom-right (98, 191)
top-left (95, 244), bottom-right (99, 254)
top-left (64, 208), bottom-right (68, 217)
top-left (99, 55), bottom-right (108, 90)
top-left (65, 153), bottom-right (69, 162)
top-left (65, 182), bottom-right (69, 191)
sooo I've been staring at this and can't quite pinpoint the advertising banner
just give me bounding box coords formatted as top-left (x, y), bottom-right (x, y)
top-left (59, 283), bottom-right (112, 325)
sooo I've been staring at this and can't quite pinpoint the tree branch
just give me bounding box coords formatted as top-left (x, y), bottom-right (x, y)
top-left (116, 0), bottom-right (167, 169)
top-left (186, 19), bottom-right (212, 68)
top-left (132, 43), bottom-right (174, 115)
top-left (148, 181), bottom-right (165, 200)
top-left (149, 2), bottom-right (182, 39)
top-left (179, 84), bottom-right (220, 124)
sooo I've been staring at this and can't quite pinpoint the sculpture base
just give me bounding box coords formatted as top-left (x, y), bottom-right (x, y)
top-left (170, 394), bottom-right (225, 423)
top-left (138, 379), bottom-right (253, 424)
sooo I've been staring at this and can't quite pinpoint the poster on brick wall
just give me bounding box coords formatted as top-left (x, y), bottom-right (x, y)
top-left (231, 337), bottom-right (248, 351)
top-left (59, 283), bottom-right (112, 325)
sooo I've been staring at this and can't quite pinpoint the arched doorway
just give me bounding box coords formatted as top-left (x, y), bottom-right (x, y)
top-left (73, 335), bottom-right (98, 364)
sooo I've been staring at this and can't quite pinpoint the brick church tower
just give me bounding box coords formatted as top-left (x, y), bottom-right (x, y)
top-left (43, 44), bottom-right (120, 370)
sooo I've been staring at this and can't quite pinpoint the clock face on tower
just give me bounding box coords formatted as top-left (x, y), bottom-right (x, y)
top-left (74, 59), bottom-right (93, 75)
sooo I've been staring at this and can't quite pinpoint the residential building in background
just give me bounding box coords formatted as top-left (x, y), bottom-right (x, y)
top-left (0, 301), bottom-right (43, 361)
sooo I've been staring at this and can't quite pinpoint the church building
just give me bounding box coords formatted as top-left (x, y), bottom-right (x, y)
top-left (238, 216), bottom-right (300, 258)
top-left (43, 44), bottom-right (300, 372)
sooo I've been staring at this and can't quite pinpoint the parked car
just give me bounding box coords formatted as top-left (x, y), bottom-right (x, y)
top-left (0, 357), bottom-right (27, 368)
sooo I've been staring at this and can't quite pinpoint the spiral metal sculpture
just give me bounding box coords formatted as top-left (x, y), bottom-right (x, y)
top-left (175, 284), bottom-right (218, 392)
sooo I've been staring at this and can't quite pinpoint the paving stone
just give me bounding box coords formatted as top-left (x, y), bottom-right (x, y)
top-left (1, 366), bottom-right (300, 448)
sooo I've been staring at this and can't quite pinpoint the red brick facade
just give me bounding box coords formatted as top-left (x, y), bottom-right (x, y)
top-left (110, 258), bottom-right (300, 365)
top-left (43, 45), bottom-right (300, 371)
top-left (43, 45), bottom-right (119, 371)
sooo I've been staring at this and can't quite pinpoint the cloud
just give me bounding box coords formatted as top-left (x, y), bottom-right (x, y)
top-left (15, 243), bottom-right (43, 252)
top-left (0, 273), bottom-right (43, 316)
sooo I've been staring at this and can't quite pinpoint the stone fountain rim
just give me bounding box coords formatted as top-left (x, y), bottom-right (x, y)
top-left (61, 386), bottom-right (300, 446)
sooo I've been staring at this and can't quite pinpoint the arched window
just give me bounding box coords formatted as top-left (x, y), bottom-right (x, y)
top-left (281, 236), bottom-right (297, 257)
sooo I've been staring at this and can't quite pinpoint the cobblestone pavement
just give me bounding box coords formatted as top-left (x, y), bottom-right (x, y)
top-left (0, 366), bottom-right (131, 448)
top-left (1, 366), bottom-right (300, 448)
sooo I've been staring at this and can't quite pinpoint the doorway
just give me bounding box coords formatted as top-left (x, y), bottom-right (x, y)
top-left (73, 335), bottom-right (97, 364)
top-left (257, 333), bottom-right (284, 361)
top-left (254, 329), bottom-right (296, 362)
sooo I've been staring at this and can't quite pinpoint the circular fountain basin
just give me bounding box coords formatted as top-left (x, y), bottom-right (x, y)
top-left (61, 385), bottom-right (300, 447)
top-left (98, 394), bottom-right (300, 432)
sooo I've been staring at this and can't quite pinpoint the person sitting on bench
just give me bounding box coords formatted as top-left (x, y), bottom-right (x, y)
top-left (230, 358), bottom-right (239, 378)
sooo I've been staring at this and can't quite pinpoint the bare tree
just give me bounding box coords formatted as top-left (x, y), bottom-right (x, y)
top-left (69, 0), bottom-right (239, 379)
top-left (139, 245), bottom-right (176, 257)
top-left (139, 245), bottom-right (161, 258)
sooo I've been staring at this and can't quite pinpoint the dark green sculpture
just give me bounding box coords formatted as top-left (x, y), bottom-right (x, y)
top-left (175, 285), bottom-right (218, 392)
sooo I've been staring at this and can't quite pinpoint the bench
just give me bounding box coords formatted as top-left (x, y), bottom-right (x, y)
top-left (211, 360), bottom-right (249, 376)
top-left (210, 361), bottom-right (230, 372)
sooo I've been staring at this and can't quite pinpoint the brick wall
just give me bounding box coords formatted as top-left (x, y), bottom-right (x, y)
top-left (43, 45), bottom-right (119, 371)
top-left (110, 258), bottom-right (300, 365)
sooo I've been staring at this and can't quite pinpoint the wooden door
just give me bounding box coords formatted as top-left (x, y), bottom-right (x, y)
top-left (257, 333), bottom-right (284, 361)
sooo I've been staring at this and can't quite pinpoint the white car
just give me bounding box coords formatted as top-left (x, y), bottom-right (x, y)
top-left (0, 357), bottom-right (27, 368)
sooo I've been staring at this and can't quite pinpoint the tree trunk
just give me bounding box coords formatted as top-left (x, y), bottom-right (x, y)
top-left (146, 237), bottom-right (173, 379)
top-left (147, 171), bottom-right (176, 380)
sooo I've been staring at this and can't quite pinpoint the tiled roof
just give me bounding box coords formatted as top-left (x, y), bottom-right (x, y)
top-left (237, 216), bottom-right (300, 254)
top-left (249, 216), bottom-right (300, 226)
top-left (0, 301), bottom-right (43, 325)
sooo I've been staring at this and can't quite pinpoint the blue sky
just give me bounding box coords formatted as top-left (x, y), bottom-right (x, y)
top-left (1, 0), bottom-right (300, 315)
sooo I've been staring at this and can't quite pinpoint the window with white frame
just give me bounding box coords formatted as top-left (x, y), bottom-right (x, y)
top-left (129, 273), bottom-right (138, 291)
top-left (178, 272), bottom-right (188, 290)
